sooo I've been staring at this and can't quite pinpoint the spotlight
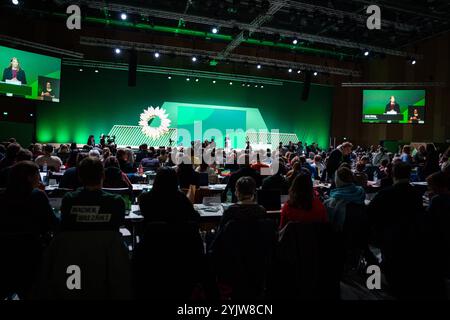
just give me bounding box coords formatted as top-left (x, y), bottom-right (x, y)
top-left (3, 112), bottom-right (8, 116)
top-left (411, 59), bottom-right (417, 65)
top-left (212, 27), bottom-right (218, 34)
top-left (79, 68), bottom-right (83, 72)
top-left (313, 71), bottom-right (318, 76)
top-left (195, 78), bottom-right (199, 82)
top-left (297, 70), bottom-right (301, 74)
top-left (154, 52), bottom-right (160, 58)
top-left (247, 84), bottom-right (251, 87)
top-left (186, 78), bottom-right (190, 81)
top-left (261, 85), bottom-right (264, 88)
top-left (120, 13), bottom-right (127, 20)
top-left (364, 50), bottom-right (370, 56)
top-left (257, 64), bottom-right (261, 69)
top-left (95, 69), bottom-right (99, 73)
top-left (292, 39), bottom-right (298, 45)
top-left (288, 68), bottom-right (293, 73)
top-left (29, 113), bottom-right (34, 117)
top-left (192, 56), bottom-right (197, 62)
top-left (255, 84), bottom-right (258, 88)
top-left (115, 48), bottom-right (121, 54)
top-left (168, 76), bottom-right (172, 79)
top-left (12, 0), bottom-right (19, 5)
top-left (212, 80), bottom-right (216, 84)
top-left (242, 83), bottom-right (246, 87)
top-left (229, 82), bottom-right (233, 85)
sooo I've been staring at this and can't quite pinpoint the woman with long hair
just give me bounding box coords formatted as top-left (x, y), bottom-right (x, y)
top-left (280, 169), bottom-right (328, 229)
top-left (2, 57), bottom-right (27, 84)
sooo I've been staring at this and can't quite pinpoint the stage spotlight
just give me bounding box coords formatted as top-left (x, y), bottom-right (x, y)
top-left (95, 69), bottom-right (99, 73)
top-left (186, 78), bottom-right (190, 81)
top-left (168, 76), bottom-right (172, 79)
top-left (212, 80), bottom-right (216, 84)
top-left (292, 39), bottom-right (298, 45)
top-left (255, 84), bottom-right (258, 88)
top-left (288, 68), bottom-right (293, 73)
top-left (115, 48), bottom-right (121, 54)
top-left (242, 83), bottom-right (246, 87)
top-left (229, 81), bottom-right (233, 85)
top-left (192, 56), bottom-right (197, 62)
top-left (257, 64), bottom-right (261, 69)
top-left (260, 85), bottom-right (264, 88)
top-left (195, 78), bottom-right (199, 82)
top-left (297, 70), bottom-right (301, 74)
top-left (29, 113), bottom-right (34, 117)
top-left (313, 71), bottom-right (318, 76)
top-left (3, 112), bottom-right (8, 116)
top-left (411, 59), bottom-right (417, 65)
top-left (364, 50), bottom-right (370, 56)
top-left (212, 27), bottom-right (219, 34)
top-left (12, 0), bottom-right (19, 5)
top-left (154, 52), bottom-right (160, 58)
top-left (79, 68), bottom-right (83, 72)
top-left (121, 13), bottom-right (127, 20)
top-left (247, 84), bottom-right (251, 87)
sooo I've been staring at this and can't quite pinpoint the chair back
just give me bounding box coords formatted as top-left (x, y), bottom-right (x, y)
top-left (212, 218), bottom-right (277, 299)
top-left (33, 231), bottom-right (132, 299)
top-left (269, 222), bottom-right (340, 300)
top-left (132, 221), bottom-right (205, 299)
top-left (257, 189), bottom-right (281, 211)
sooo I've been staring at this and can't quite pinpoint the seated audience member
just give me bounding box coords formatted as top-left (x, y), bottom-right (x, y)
top-left (379, 159), bottom-right (390, 179)
top-left (116, 148), bottom-right (135, 174)
top-left (414, 145), bottom-right (427, 165)
top-left (32, 143), bottom-right (44, 160)
top-left (372, 147), bottom-right (389, 167)
top-left (299, 156), bottom-right (316, 178)
top-left (103, 156), bottom-right (132, 189)
top-left (0, 161), bottom-right (58, 299)
top-left (60, 157), bottom-right (125, 231)
top-left (426, 171), bottom-right (450, 279)
top-left (101, 147), bottom-right (111, 162)
top-left (223, 155), bottom-right (262, 203)
top-left (58, 153), bottom-right (88, 190)
top-left (422, 144), bottom-right (440, 180)
top-left (400, 145), bottom-right (414, 165)
top-left (216, 177), bottom-right (266, 232)
top-left (140, 152), bottom-right (160, 170)
top-left (135, 144), bottom-right (149, 163)
top-left (138, 167), bottom-right (199, 223)
top-left (177, 161), bottom-right (199, 189)
top-left (324, 167), bottom-right (365, 231)
top-left (35, 145), bottom-right (63, 172)
top-left (56, 144), bottom-right (70, 164)
top-left (286, 161), bottom-right (301, 185)
top-left (367, 162), bottom-right (430, 299)
top-left (158, 149), bottom-right (168, 164)
top-left (196, 162), bottom-right (219, 184)
top-left (88, 149), bottom-right (101, 159)
top-left (0, 143), bottom-right (21, 170)
top-left (0, 148), bottom-right (33, 187)
top-left (280, 170), bottom-right (328, 229)
top-left (353, 161), bottom-right (369, 187)
top-left (311, 155), bottom-right (325, 179)
top-left (69, 142), bottom-right (78, 152)
top-left (261, 163), bottom-right (289, 195)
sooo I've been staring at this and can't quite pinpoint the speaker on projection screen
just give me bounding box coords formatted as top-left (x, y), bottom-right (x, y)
top-left (302, 71), bottom-right (312, 101)
top-left (128, 49), bottom-right (138, 87)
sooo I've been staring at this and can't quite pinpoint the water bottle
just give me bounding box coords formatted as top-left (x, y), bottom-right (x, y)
top-left (43, 161), bottom-right (48, 173)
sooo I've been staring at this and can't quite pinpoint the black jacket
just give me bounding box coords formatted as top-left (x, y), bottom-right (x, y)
top-left (2, 67), bottom-right (27, 84)
top-left (385, 102), bottom-right (401, 113)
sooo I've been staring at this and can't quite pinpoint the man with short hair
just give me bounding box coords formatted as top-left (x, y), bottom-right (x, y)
top-left (35, 144), bottom-right (63, 172)
top-left (325, 142), bottom-right (353, 180)
top-left (60, 157), bottom-right (125, 231)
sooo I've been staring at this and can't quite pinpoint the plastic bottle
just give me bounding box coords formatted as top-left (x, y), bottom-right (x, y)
top-left (226, 189), bottom-right (233, 203)
top-left (43, 161), bottom-right (48, 173)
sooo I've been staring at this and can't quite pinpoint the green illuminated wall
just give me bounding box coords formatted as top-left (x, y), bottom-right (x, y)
top-left (36, 67), bottom-right (333, 148)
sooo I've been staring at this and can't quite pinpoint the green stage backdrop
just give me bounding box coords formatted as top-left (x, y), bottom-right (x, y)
top-left (36, 67), bottom-right (333, 148)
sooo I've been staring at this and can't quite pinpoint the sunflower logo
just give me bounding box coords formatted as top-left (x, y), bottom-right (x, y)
top-left (139, 106), bottom-right (171, 139)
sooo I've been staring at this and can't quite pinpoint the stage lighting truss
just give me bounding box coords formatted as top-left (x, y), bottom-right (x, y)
top-left (139, 106), bottom-right (171, 139)
top-left (79, 36), bottom-right (361, 77)
top-left (60, 0), bottom-right (423, 60)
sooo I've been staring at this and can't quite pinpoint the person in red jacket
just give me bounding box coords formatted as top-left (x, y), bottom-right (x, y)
top-left (280, 169), bottom-right (328, 229)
